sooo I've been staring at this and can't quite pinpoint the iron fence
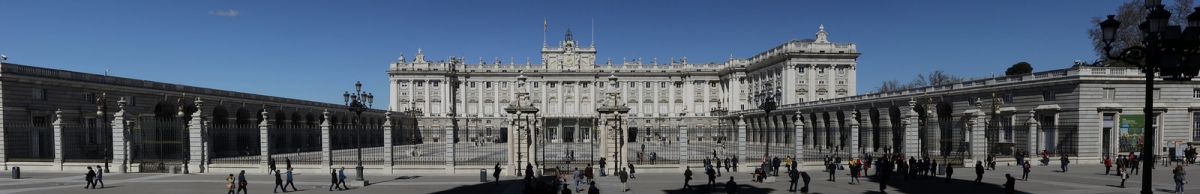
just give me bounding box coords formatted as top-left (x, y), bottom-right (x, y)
top-left (330, 124), bottom-right (384, 166)
top-left (626, 126), bottom-right (677, 166)
top-left (454, 126), bottom-right (510, 166)
top-left (3, 123), bottom-right (53, 162)
top-left (63, 124), bottom-right (110, 163)
top-left (208, 125), bottom-right (260, 165)
top-left (271, 124), bottom-right (322, 165)
top-left (393, 127), bottom-right (445, 165)
top-left (130, 117), bottom-right (188, 173)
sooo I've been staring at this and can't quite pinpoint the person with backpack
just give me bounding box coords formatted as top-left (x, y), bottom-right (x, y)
top-left (1022, 162), bottom-right (1031, 181)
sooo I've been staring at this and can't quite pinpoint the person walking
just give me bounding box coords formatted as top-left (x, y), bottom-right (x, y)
top-left (878, 158), bottom-right (892, 193)
top-left (525, 163), bottom-right (535, 181)
top-left (284, 168), bottom-right (297, 191)
top-left (599, 157), bottom-right (607, 177)
top-left (618, 168), bottom-right (629, 193)
top-left (1120, 167), bottom-right (1130, 188)
top-left (237, 170), bottom-right (248, 194)
top-left (945, 165), bottom-right (954, 183)
top-left (93, 165), bottom-right (104, 188)
top-left (716, 157), bottom-right (723, 176)
top-left (84, 166), bottom-right (96, 189)
top-left (1131, 153), bottom-right (1141, 175)
top-left (285, 157), bottom-right (292, 171)
top-left (627, 163), bottom-right (636, 179)
top-left (787, 168), bottom-right (799, 192)
top-left (683, 166), bottom-right (693, 190)
top-left (974, 161), bottom-right (984, 185)
top-left (585, 164), bottom-right (594, 185)
top-left (724, 157), bottom-right (732, 173)
top-left (269, 157), bottom-right (277, 175)
top-left (773, 156), bottom-right (782, 176)
top-left (1021, 162), bottom-right (1031, 181)
top-left (987, 153), bottom-right (996, 170)
top-left (707, 166), bottom-right (718, 189)
top-left (227, 174), bottom-right (237, 194)
top-left (732, 156), bottom-right (739, 172)
top-left (1174, 165), bottom-right (1187, 194)
top-left (587, 181), bottom-right (600, 194)
top-left (494, 163), bottom-right (502, 185)
top-left (1004, 174), bottom-right (1016, 194)
top-left (1104, 155), bottom-right (1112, 175)
top-left (850, 159), bottom-right (861, 185)
top-left (1060, 155), bottom-right (1070, 173)
top-left (574, 167), bottom-right (582, 192)
top-left (725, 177), bottom-right (738, 194)
top-left (329, 169), bottom-right (342, 191)
top-left (273, 169), bottom-right (286, 193)
top-left (1117, 156), bottom-right (1127, 176)
top-left (827, 160), bottom-right (837, 182)
top-left (337, 167), bottom-right (348, 189)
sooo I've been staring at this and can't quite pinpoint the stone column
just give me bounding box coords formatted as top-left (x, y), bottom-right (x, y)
top-left (967, 108), bottom-right (987, 165)
top-left (383, 112), bottom-right (394, 174)
top-left (111, 98), bottom-right (129, 173)
top-left (445, 126), bottom-right (455, 174)
top-left (904, 99), bottom-right (921, 158)
top-left (321, 110), bottom-right (332, 169)
top-left (737, 115), bottom-right (747, 171)
top-left (187, 98), bottom-right (205, 174)
top-left (52, 109), bottom-right (64, 171)
top-left (679, 125), bottom-right (688, 167)
top-left (849, 113), bottom-right (860, 159)
top-left (1026, 111), bottom-right (1039, 156)
top-left (793, 114), bottom-right (805, 170)
top-left (259, 109), bottom-right (271, 173)
top-left (829, 114), bottom-right (840, 153)
top-left (929, 109), bottom-right (939, 157)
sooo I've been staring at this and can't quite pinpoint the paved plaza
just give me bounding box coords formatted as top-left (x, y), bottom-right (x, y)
top-left (1, 163), bottom-right (1197, 194)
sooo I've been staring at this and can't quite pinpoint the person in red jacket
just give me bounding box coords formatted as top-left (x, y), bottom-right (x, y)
top-left (1104, 156), bottom-right (1113, 175)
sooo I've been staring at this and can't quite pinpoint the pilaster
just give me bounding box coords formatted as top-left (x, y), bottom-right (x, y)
top-left (52, 109), bottom-right (63, 171)
top-left (259, 109), bottom-right (271, 173)
top-left (187, 98), bottom-right (205, 174)
top-left (968, 108), bottom-right (988, 165)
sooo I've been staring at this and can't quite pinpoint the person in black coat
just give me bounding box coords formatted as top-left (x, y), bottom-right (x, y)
top-left (587, 181), bottom-right (600, 194)
top-left (724, 157), bottom-right (732, 173)
top-left (788, 168), bottom-right (800, 192)
top-left (268, 157), bottom-right (277, 175)
top-left (725, 177), bottom-right (738, 194)
top-left (827, 161), bottom-right (837, 181)
top-left (801, 171), bottom-right (812, 193)
top-left (525, 163), bottom-right (535, 181)
top-left (285, 157), bottom-right (292, 170)
top-left (494, 163), bottom-right (503, 185)
top-left (975, 161), bottom-right (985, 185)
top-left (706, 167), bottom-right (717, 189)
top-left (945, 165), bottom-right (954, 183)
top-left (1004, 174), bottom-right (1016, 194)
top-left (684, 166), bottom-right (693, 190)
top-left (628, 163), bottom-right (636, 179)
top-left (732, 156), bottom-right (739, 172)
top-left (84, 167), bottom-right (96, 189)
top-left (329, 169), bottom-right (343, 191)
top-left (773, 156), bottom-right (782, 176)
top-left (273, 169), bottom-right (285, 193)
top-left (879, 159), bottom-right (892, 193)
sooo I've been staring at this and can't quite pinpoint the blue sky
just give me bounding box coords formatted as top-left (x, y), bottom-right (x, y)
top-left (0, 0), bottom-right (1130, 106)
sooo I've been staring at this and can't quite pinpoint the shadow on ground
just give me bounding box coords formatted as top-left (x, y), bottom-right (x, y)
top-left (660, 182), bottom-right (777, 194)
top-left (857, 171), bottom-right (1033, 194)
top-left (427, 179), bottom-right (518, 194)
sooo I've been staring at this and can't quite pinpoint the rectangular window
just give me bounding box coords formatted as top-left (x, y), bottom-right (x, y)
top-left (1042, 91), bottom-right (1055, 101)
top-left (818, 68), bottom-right (825, 74)
top-left (127, 96), bottom-right (137, 107)
top-left (1103, 88), bottom-right (1115, 99)
top-left (470, 82), bottom-right (476, 88)
top-left (502, 82), bottom-right (508, 88)
top-left (533, 82), bottom-right (539, 88)
top-left (85, 117), bottom-right (99, 145)
top-left (1154, 88), bottom-right (1161, 99)
top-left (1194, 88), bottom-right (1200, 99)
top-left (416, 81), bottom-right (423, 87)
top-left (84, 93), bottom-right (96, 103)
top-left (1194, 112), bottom-right (1200, 141)
top-left (710, 82), bottom-right (717, 88)
top-left (837, 80), bottom-right (845, 85)
top-left (32, 88), bottom-right (46, 100)
top-left (486, 82), bottom-right (492, 88)
top-left (582, 83), bottom-right (588, 88)
top-left (550, 82), bottom-right (556, 88)
top-left (968, 97), bottom-right (978, 106)
top-left (695, 82), bottom-right (702, 88)
top-left (1003, 93), bottom-right (1013, 104)
top-left (798, 80), bottom-right (805, 84)
top-left (433, 81), bottom-right (439, 87)
top-left (629, 82), bottom-right (635, 88)
top-left (837, 67), bottom-right (845, 75)
top-left (599, 82), bottom-right (605, 88)
top-left (818, 81), bottom-right (826, 85)
top-left (645, 82), bottom-right (651, 88)
top-left (401, 81), bottom-right (408, 87)
top-left (674, 82), bottom-right (682, 88)
top-left (660, 82), bottom-right (666, 88)
top-left (798, 67), bottom-right (805, 73)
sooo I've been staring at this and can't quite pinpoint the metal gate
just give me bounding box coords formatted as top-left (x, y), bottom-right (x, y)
top-left (130, 117), bottom-right (188, 173)
top-left (540, 118), bottom-right (597, 170)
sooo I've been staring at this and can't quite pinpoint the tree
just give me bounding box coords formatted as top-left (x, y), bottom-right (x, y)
top-left (874, 70), bottom-right (964, 93)
top-left (1087, 0), bottom-right (1194, 66)
top-left (1006, 62), bottom-right (1034, 75)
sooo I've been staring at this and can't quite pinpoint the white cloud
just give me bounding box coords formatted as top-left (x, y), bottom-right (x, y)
top-left (208, 9), bottom-right (240, 17)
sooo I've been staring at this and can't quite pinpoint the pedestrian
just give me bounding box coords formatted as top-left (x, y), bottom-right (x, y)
top-left (1060, 155), bottom-right (1070, 173)
top-left (785, 156), bottom-right (793, 171)
top-left (684, 166), bottom-right (693, 190)
top-left (1117, 156), bottom-right (1127, 176)
top-left (329, 169), bottom-right (342, 191)
top-left (725, 177), bottom-right (737, 194)
top-left (627, 163), bottom-right (636, 179)
top-left (732, 156), bottom-right (739, 172)
top-left (1042, 150), bottom-right (1050, 166)
top-left (773, 156), bottom-right (782, 176)
top-left (84, 166), bottom-right (96, 189)
top-left (494, 163), bottom-right (502, 185)
top-left (574, 167), bottom-right (582, 192)
top-left (273, 169), bottom-right (285, 193)
top-left (1104, 155), bottom-right (1112, 175)
top-left (974, 161), bottom-right (984, 185)
top-left (599, 157), bottom-right (608, 177)
top-left (587, 181), bottom-right (600, 194)
top-left (946, 165), bottom-right (954, 183)
top-left (1022, 162), bottom-right (1031, 181)
top-left (788, 168), bottom-right (799, 192)
top-left (585, 164), bottom-right (594, 184)
top-left (618, 168), bottom-right (629, 193)
top-left (850, 159), bottom-right (861, 185)
top-left (1015, 149), bottom-right (1024, 166)
top-left (836, 156), bottom-right (843, 171)
top-left (1120, 167), bottom-right (1130, 188)
top-left (931, 160), bottom-right (938, 177)
top-left (285, 157), bottom-right (292, 170)
top-left (987, 153), bottom-right (996, 170)
top-left (338, 167), bottom-right (349, 189)
top-left (525, 163), bottom-right (535, 181)
top-left (227, 174), bottom-right (237, 194)
top-left (716, 157), bottom-right (723, 176)
top-left (237, 170), bottom-right (248, 194)
top-left (1131, 153), bottom-right (1141, 175)
top-left (1004, 174), bottom-right (1015, 194)
top-left (827, 160), bottom-right (837, 182)
top-left (801, 171), bottom-right (811, 193)
top-left (707, 166), bottom-right (717, 189)
top-left (878, 158), bottom-right (891, 193)
top-left (284, 168), bottom-right (297, 191)
top-left (1174, 165), bottom-right (1187, 193)
top-left (93, 165), bottom-right (104, 188)
top-left (269, 157), bottom-right (277, 175)
top-left (724, 157), bottom-right (732, 173)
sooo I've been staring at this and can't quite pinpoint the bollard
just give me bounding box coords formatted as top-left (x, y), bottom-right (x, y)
top-left (11, 166), bottom-right (19, 179)
top-left (169, 166), bottom-right (177, 174)
top-left (480, 169), bottom-right (487, 182)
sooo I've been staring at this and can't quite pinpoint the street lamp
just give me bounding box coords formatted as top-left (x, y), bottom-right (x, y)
top-left (596, 75), bottom-right (630, 175)
top-left (343, 81), bottom-right (374, 182)
top-left (97, 93), bottom-right (110, 173)
top-left (754, 82), bottom-right (779, 175)
top-left (711, 102), bottom-right (729, 145)
top-left (1099, 2), bottom-right (1200, 193)
top-left (505, 74), bottom-right (539, 176)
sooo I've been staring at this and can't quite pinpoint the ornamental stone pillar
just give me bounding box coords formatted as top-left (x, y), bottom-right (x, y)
top-left (112, 98), bottom-right (130, 173)
top-left (446, 126), bottom-right (455, 174)
top-left (793, 114), bottom-right (805, 170)
top-left (904, 99), bottom-right (921, 158)
top-left (259, 109), bottom-right (271, 174)
top-left (967, 107), bottom-right (987, 166)
top-left (849, 113), bottom-right (860, 159)
top-left (1026, 111), bottom-right (1039, 157)
top-left (187, 98), bottom-right (205, 174)
top-left (53, 109), bottom-right (63, 171)
top-left (321, 110), bottom-right (332, 169)
top-left (679, 125), bottom-right (688, 167)
top-left (383, 112), bottom-right (394, 174)
top-left (737, 115), bottom-right (747, 172)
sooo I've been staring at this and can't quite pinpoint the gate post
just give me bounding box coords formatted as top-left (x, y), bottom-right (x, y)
top-left (736, 115), bottom-right (747, 172)
top-left (849, 113), bottom-right (860, 160)
top-left (1026, 111), bottom-right (1039, 157)
top-left (679, 125), bottom-right (687, 168)
top-left (259, 109), bottom-right (272, 174)
top-left (793, 113), bottom-right (805, 170)
top-left (964, 107), bottom-right (985, 165)
top-left (446, 126), bottom-right (455, 174)
top-left (187, 98), bottom-right (205, 174)
top-left (904, 99), bottom-right (921, 159)
top-left (112, 98), bottom-right (129, 173)
top-left (53, 109), bottom-right (64, 171)
top-left (382, 112), bottom-right (394, 174)
top-left (321, 110), bottom-right (332, 170)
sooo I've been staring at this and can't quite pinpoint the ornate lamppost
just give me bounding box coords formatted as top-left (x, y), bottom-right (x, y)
top-left (96, 93), bottom-right (111, 173)
top-left (753, 82), bottom-right (779, 175)
top-left (711, 102), bottom-right (729, 145)
top-left (505, 74), bottom-right (539, 175)
top-left (1099, 1), bottom-right (1200, 193)
top-left (343, 81), bottom-right (374, 182)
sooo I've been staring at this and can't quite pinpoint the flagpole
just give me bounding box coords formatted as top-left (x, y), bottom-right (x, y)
top-left (543, 18), bottom-right (547, 47)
